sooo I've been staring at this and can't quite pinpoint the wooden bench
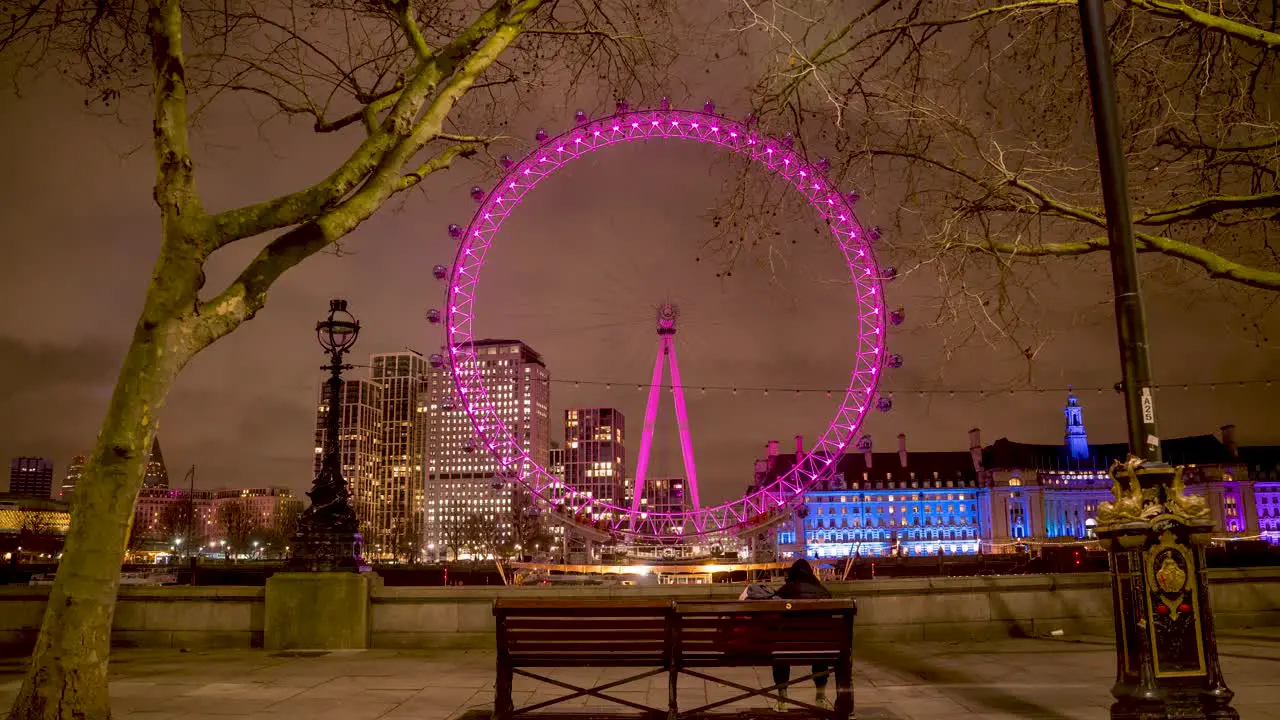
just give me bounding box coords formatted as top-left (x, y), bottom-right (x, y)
top-left (493, 597), bottom-right (856, 719)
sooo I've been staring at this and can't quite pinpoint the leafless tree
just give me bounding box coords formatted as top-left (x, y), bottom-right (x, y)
top-left (728, 0), bottom-right (1278, 351)
top-left (1, 2), bottom-right (677, 715)
top-left (459, 512), bottom-right (500, 560)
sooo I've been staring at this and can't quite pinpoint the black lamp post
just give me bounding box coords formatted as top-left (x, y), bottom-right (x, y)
top-left (292, 299), bottom-right (365, 572)
top-left (1077, 3), bottom-right (1235, 718)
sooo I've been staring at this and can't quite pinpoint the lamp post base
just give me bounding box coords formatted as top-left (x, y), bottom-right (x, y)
top-left (1097, 462), bottom-right (1236, 720)
top-left (291, 529), bottom-right (364, 573)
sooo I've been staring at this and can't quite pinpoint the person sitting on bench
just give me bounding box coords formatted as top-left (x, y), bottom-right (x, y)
top-left (772, 558), bottom-right (833, 710)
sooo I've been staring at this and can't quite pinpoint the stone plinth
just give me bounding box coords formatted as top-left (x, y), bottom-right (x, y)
top-left (265, 572), bottom-right (370, 650)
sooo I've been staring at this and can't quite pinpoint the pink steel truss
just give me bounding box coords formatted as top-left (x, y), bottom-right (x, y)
top-left (443, 106), bottom-right (888, 540)
top-left (631, 304), bottom-right (702, 525)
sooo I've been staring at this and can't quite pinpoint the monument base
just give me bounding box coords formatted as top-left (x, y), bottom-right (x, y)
top-left (265, 572), bottom-right (371, 650)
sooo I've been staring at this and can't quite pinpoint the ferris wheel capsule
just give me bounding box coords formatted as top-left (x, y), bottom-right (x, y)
top-left (660, 96), bottom-right (671, 110)
top-left (845, 190), bottom-right (860, 205)
top-left (868, 226), bottom-right (882, 241)
top-left (780, 133), bottom-right (794, 149)
top-left (574, 109), bottom-right (588, 124)
top-left (889, 308), bottom-right (906, 326)
top-left (535, 128), bottom-right (549, 143)
top-left (432, 264), bottom-right (448, 280)
top-left (876, 396), bottom-right (893, 412)
top-left (426, 309), bottom-right (441, 324)
top-left (447, 224), bottom-right (463, 239)
top-left (500, 154), bottom-right (515, 169)
top-left (885, 353), bottom-right (904, 369)
top-left (703, 99), bottom-right (716, 114)
top-left (816, 157), bottom-right (831, 175)
top-left (615, 99), bottom-right (629, 113)
top-left (469, 186), bottom-right (485, 203)
top-left (883, 266), bottom-right (898, 281)
top-left (428, 353), bottom-right (444, 368)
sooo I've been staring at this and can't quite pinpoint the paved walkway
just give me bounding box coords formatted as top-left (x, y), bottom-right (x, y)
top-left (2, 634), bottom-right (1278, 719)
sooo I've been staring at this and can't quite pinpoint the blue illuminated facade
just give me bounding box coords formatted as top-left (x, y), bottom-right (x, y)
top-left (751, 395), bottom-right (1274, 558)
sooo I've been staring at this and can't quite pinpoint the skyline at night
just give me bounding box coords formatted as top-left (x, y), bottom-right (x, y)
top-left (1, 32), bottom-right (1278, 509)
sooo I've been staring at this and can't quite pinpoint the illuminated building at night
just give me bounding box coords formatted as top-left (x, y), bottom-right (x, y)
top-left (60, 455), bottom-right (85, 501)
top-left (369, 352), bottom-right (429, 558)
top-left (314, 377), bottom-right (383, 549)
top-left (130, 486), bottom-right (301, 551)
top-left (424, 340), bottom-right (550, 558)
top-left (758, 392), bottom-right (1269, 558)
top-left (8, 457), bottom-right (54, 498)
top-left (143, 438), bottom-right (170, 488)
top-left (564, 408), bottom-right (625, 518)
top-left (624, 476), bottom-right (688, 515)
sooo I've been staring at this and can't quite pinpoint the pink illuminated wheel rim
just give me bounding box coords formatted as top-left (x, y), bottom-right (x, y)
top-left (445, 107), bottom-right (886, 540)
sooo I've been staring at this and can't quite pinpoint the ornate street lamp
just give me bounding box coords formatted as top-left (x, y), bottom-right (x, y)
top-left (292, 299), bottom-right (365, 571)
top-left (1077, 2), bottom-right (1234, 717)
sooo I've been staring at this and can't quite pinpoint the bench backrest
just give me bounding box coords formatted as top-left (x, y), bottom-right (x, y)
top-left (494, 599), bottom-right (673, 666)
top-left (672, 599), bottom-right (856, 665)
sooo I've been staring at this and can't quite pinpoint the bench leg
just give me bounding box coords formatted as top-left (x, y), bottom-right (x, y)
top-left (668, 665), bottom-right (679, 720)
top-left (495, 654), bottom-right (514, 720)
top-left (834, 654), bottom-right (853, 719)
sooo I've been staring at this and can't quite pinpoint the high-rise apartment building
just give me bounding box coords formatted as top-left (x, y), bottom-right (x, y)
top-left (143, 437), bottom-right (170, 488)
top-left (425, 340), bottom-right (551, 556)
top-left (625, 476), bottom-right (686, 515)
top-left (315, 378), bottom-right (383, 550)
top-left (369, 352), bottom-right (429, 559)
top-left (8, 457), bottom-right (54, 498)
top-left (61, 455), bottom-right (86, 500)
top-left (564, 408), bottom-right (626, 520)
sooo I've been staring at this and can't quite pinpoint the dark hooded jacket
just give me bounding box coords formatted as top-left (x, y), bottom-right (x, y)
top-left (775, 559), bottom-right (832, 600)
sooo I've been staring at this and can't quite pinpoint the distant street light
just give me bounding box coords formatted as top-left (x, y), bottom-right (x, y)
top-left (292, 299), bottom-right (364, 571)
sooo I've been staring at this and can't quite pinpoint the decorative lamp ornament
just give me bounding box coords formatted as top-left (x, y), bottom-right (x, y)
top-left (535, 128), bottom-right (549, 143)
top-left (703, 99), bottom-right (716, 114)
top-left (500, 154), bottom-right (515, 169)
top-left (447, 223), bottom-right (463, 239)
top-left (876, 396), bottom-right (893, 412)
top-left (469, 186), bottom-right (485, 203)
top-left (574, 109), bottom-right (588, 124)
top-left (889, 308), bottom-right (906, 326)
top-left (426, 309), bottom-right (441, 324)
top-left (316, 299), bottom-right (360, 354)
top-left (431, 264), bottom-right (448, 280)
top-left (886, 353), bottom-right (904, 369)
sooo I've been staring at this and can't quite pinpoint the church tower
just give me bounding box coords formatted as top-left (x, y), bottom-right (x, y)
top-left (1064, 389), bottom-right (1090, 460)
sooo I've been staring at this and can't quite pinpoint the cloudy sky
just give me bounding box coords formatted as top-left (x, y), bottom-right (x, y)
top-left (1, 18), bottom-right (1277, 506)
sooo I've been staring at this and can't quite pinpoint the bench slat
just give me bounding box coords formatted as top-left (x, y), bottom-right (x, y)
top-left (499, 614), bottom-right (665, 625)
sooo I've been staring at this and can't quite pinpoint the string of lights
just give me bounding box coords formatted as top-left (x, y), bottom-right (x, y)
top-left (546, 377), bottom-right (1278, 396)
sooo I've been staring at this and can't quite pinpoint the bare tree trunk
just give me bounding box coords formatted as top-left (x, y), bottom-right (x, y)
top-left (8, 279), bottom-right (197, 720)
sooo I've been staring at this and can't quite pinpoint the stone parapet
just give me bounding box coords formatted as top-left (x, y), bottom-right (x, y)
top-left (1, 568), bottom-right (1276, 655)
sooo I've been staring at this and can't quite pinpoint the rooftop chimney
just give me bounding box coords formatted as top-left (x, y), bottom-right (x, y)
top-left (968, 428), bottom-right (983, 472)
top-left (1221, 424), bottom-right (1238, 459)
top-left (863, 437), bottom-right (873, 469)
top-left (766, 441), bottom-right (780, 467)
top-left (795, 434), bottom-right (805, 458)
top-left (898, 433), bottom-right (908, 468)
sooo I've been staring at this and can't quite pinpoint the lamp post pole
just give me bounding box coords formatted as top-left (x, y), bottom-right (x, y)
top-left (292, 299), bottom-right (365, 572)
top-left (1077, 3), bottom-right (1235, 718)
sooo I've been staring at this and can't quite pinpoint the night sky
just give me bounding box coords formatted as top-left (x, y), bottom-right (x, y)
top-left (1, 49), bottom-right (1277, 506)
